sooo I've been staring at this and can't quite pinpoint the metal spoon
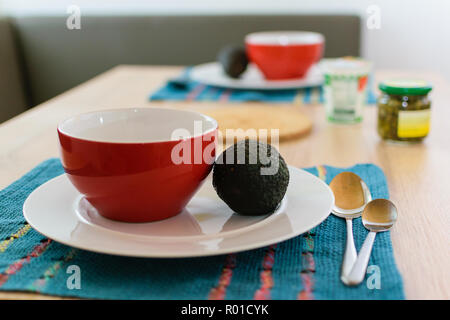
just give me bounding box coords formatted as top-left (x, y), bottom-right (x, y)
top-left (345, 198), bottom-right (398, 285)
top-left (329, 172), bottom-right (372, 283)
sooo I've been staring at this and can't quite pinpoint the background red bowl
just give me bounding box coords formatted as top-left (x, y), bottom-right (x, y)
top-left (245, 31), bottom-right (324, 80)
top-left (58, 108), bottom-right (217, 223)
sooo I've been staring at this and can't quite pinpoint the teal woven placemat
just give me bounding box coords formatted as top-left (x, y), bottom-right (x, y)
top-left (0, 159), bottom-right (404, 299)
top-left (149, 68), bottom-right (377, 104)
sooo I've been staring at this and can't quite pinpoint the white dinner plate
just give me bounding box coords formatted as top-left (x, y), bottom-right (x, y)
top-left (190, 62), bottom-right (324, 90)
top-left (23, 166), bottom-right (333, 258)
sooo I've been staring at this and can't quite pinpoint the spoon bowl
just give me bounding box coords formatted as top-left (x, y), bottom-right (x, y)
top-left (346, 198), bottom-right (398, 285)
top-left (362, 198), bottom-right (398, 231)
top-left (330, 172), bottom-right (372, 218)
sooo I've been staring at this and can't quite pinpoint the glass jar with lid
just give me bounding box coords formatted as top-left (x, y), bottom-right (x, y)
top-left (377, 80), bottom-right (432, 143)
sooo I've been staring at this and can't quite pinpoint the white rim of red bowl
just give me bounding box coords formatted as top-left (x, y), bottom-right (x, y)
top-left (57, 107), bottom-right (218, 144)
top-left (245, 31), bottom-right (324, 46)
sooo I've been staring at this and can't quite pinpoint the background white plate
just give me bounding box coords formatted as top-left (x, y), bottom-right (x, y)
top-left (190, 62), bottom-right (324, 90)
top-left (23, 166), bottom-right (333, 258)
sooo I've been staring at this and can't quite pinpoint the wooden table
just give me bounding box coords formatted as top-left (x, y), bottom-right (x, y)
top-left (0, 66), bottom-right (449, 300)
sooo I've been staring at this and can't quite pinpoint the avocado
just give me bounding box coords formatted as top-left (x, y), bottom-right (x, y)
top-left (212, 139), bottom-right (289, 216)
top-left (217, 46), bottom-right (249, 78)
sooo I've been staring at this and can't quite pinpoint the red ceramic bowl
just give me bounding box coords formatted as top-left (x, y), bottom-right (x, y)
top-left (58, 108), bottom-right (218, 223)
top-left (245, 31), bottom-right (324, 80)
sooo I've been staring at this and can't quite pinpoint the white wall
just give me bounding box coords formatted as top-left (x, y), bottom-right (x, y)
top-left (1, 0), bottom-right (449, 80)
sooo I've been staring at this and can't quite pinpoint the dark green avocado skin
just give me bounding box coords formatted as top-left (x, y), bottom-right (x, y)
top-left (213, 140), bottom-right (289, 216)
top-left (217, 46), bottom-right (249, 78)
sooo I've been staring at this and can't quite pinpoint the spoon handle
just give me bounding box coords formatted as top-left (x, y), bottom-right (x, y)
top-left (341, 218), bottom-right (357, 283)
top-left (346, 231), bottom-right (377, 285)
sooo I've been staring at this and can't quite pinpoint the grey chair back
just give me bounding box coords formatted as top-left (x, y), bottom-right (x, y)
top-left (11, 15), bottom-right (361, 107)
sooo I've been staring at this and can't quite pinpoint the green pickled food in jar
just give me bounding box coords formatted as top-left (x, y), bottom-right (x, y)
top-left (377, 80), bottom-right (432, 143)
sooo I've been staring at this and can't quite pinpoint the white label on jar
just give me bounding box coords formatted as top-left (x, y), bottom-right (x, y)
top-left (324, 74), bottom-right (367, 122)
top-left (397, 109), bottom-right (431, 138)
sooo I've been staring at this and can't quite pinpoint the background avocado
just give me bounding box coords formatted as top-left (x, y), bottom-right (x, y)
top-left (213, 139), bottom-right (289, 216)
top-left (217, 46), bottom-right (249, 78)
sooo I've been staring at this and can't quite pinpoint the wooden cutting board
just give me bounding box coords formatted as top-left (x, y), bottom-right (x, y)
top-left (199, 105), bottom-right (312, 143)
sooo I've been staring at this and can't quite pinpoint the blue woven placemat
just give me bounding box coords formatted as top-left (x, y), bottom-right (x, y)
top-left (149, 68), bottom-right (377, 105)
top-left (0, 159), bottom-right (403, 299)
